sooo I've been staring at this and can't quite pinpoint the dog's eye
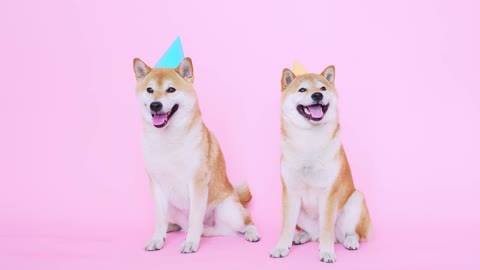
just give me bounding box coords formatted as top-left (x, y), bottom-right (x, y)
top-left (146, 87), bottom-right (154, 93)
top-left (166, 87), bottom-right (176, 93)
top-left (298, 88), bottom-right (307, 92)
top-left (320, 86), bottom-right (327, 91)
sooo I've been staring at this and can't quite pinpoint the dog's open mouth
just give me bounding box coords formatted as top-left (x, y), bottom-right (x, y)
top-left (151, 104), bottom-right (179, 128)
top-left (297, 103), bottom-right (329, 121)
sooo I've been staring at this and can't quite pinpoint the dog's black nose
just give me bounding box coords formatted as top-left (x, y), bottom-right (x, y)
top-left (311, 92), bottom-right (323, 101)
top-left (150, 102), bottom-right (163, 112)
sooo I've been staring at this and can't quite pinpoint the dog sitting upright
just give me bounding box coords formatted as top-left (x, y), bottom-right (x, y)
top-left (270, 66), bottom-right (371, 262)
top-left (133, 57), bottom-right (260, 253)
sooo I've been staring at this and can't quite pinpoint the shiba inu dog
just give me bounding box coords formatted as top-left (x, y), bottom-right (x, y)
top-left (270, 66), bottom-right (371, 262)
top-left (133, 57), bottom-right (260, 254)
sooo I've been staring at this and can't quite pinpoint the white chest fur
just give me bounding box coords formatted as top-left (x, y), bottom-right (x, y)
top-left (281, 124), bottom-right (341, 190)
top-left (142, 125), bottom-right (203, 210)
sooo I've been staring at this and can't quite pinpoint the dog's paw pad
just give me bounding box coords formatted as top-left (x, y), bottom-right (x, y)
top-left (319, 251), bottom-right (336, 263)
top-left (270, 246), bottom-right (290, 258)
top-left (144, 237), bottom-right (165, 251)
top-left (293, 231), bottom-right (310, 245)
top-left (180, 240), bottom-right (199, 254)
top-left (343, 234), bottom-right (359, 250)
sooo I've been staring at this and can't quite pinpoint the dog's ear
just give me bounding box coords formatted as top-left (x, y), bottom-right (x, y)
top-left (133, 58), bottom-right (151, 81)
top-left (281, 68), bottom-right (296, 90)
top-left (176, 57), bottom-right (194, 83)
top-left (321, 65), bottom-right (335, 84)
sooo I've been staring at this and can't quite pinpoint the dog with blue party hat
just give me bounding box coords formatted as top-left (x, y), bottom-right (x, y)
top-left (133, 37), bottom-right (260, 254)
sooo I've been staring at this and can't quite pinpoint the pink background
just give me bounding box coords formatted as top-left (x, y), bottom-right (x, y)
top-left (1, 0), bottom-right (479, 269)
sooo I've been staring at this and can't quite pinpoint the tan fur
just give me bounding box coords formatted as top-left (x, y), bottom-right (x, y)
top-left (356, 199), bottom-right (372, 240)
top-left (202, 125), bottom-right (235, 205)
top-left (331, 124), bottom-right (340, 140)
top-left (135, 68), bottom-right (194, 95)
top-left (282, 73), bottom-right (335, 95)
top-left (243, 211), bottom-right (254, 226)
top-left (328, 147), bottom-right (356, 210)
top-left (235, 183), bottom-right (253, 207)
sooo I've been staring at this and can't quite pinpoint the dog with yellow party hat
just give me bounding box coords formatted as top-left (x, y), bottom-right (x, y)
top-left (270, 62), bottom-right (371, 262)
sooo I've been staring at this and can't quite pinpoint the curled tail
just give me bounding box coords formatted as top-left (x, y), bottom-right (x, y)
top-left (235, 182), bottom-right (252, 207)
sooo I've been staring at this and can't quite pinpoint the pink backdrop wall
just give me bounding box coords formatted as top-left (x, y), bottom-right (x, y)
top-left (1, 0), bottom-right (479, 269)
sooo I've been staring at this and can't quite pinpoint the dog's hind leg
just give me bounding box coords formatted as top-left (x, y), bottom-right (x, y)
top-left (335, 190), bottom-right (372, 250)
top-left (203, 195), bottom-right (260, 242)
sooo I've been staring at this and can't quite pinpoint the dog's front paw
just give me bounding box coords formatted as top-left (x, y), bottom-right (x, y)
top-left (180, 240), bottom-right (199, 254)
top-left (270, 245), bottom-right (290, 258)
top-left (319, 251), bottom-right (336, 263)
top-left (144, 237), bottom-right (165, 251)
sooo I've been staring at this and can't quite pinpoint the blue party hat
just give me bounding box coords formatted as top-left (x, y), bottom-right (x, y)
top-left (154, 36), bottom-right (184, 68)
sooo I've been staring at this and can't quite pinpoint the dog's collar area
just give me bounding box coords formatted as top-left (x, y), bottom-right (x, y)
top-left (151, 104), bottom-right (179, 128)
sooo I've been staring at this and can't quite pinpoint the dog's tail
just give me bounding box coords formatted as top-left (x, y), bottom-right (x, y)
top-left (235, 182), bottom-right (252, 207)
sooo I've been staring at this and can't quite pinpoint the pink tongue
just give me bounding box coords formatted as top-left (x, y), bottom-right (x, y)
top-left (152, 113), bottom-right (168, 126)
top-left (307, 105), bottom-right (324, 118)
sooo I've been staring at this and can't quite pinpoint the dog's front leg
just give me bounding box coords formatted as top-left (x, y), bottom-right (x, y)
top-left (319, 196), bottom-right (338, 263)
top-left (180, 174), bottom-right (209, 254)
top-left (145, 180), bottom-right (168, 251)
top-left (270, 180), bottom-right (301, 258)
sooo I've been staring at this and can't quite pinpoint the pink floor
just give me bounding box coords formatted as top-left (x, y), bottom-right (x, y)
top-left (1, 222), bottom-right (477, 269)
